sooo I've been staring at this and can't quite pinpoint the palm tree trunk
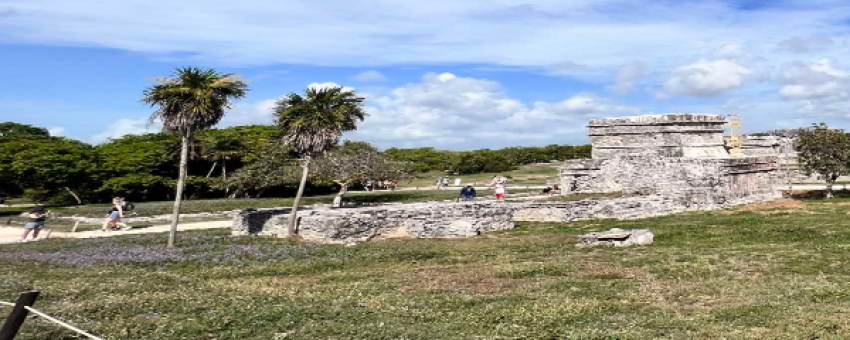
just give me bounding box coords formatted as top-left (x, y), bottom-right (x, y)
top-left (63, 187), bottom-right (82, 205)
top-left (826, 176), bottom-right (836, 199)
top-left (332, 182), bottom-right (349, 208)
top-left (222, 160), bottom-right (227, 180)
top-left (287, 156), bottom-right (311, 237)
top-left (168, 131), bottom-right (191, 248)
top-left (206, 161), bottom-right (217, 178)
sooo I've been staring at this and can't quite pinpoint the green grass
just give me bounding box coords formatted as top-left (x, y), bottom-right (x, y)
top-left (52, 190), bottom-right (525, 218)
top-left (403, 163), bottom-right (559, 187)
top-left (3, 199), bottom-right (850, 339)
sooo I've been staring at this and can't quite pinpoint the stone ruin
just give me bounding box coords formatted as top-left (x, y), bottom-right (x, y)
top-left (234, 114), bottom-right (787, 243)
top-left (560, 114), bottom-right (784, 206)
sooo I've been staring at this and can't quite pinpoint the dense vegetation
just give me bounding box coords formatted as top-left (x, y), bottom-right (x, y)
top-left (0, 122), bottom-right (589, 204)
top-left (3, 198), bottom-right (850, 339)
top-left (385, 144), bottom-right (591, 174)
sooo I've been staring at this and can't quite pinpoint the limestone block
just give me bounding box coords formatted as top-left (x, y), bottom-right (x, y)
top-left (576, 228), bottom-right (654, 247)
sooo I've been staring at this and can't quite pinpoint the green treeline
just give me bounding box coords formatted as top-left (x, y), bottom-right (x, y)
top-left (385, 145), bottom-right (591, 174)
top-left (0, 122), bottom-right (589, 204)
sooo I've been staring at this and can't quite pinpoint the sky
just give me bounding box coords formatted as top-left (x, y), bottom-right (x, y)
top-left (2, 0), bottom-right (850, 149)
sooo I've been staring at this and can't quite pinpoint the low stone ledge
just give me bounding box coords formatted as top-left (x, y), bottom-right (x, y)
top-left (232, 191), bottom-right (780, 243)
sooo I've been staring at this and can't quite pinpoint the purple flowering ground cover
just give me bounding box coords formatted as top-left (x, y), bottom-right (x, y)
top-left (4, 199), bottom-right (850, 340)
top-left (0, 233), bottom-right (319, 266)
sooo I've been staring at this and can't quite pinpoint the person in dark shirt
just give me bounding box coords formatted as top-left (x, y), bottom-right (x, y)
top-left (459, 185), bottom-right (477, 201)
top-left (20, 206), bottom-right (47, 242)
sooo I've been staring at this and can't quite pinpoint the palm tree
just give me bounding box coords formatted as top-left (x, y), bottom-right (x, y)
top-left (274, 86), bottom-right (366, 236)
top-left (143, 67), bottom-right (248, 248)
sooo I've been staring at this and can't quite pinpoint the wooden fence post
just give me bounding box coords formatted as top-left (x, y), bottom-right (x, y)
top-left (0, 290), bottom-right (40, 340)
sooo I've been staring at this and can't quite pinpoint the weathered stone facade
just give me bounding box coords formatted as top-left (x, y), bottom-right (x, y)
top-left (561, 114), bottom-right (785, 202)
top-left (589, 114), bottom-right (729, 159)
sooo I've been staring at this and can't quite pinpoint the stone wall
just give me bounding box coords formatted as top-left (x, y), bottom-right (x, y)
top-left (233, 202), bottom-right (515, 243)
top-left (233, 191), bottom-right (779, 243)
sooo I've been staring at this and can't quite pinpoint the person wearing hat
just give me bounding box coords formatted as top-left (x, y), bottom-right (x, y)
top-left (20, 206), bottom-right (47, 242)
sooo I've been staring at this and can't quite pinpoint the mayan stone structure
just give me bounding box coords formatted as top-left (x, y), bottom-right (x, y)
top-left (560, 114), bottom-right (785, 205)
top-left (234, 113), bottom-right (789, 244)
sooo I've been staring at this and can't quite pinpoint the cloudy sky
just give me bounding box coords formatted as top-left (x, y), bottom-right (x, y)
top-left (2, 0), bottom-right (850, 149)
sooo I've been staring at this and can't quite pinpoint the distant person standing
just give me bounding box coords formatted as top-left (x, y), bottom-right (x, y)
top-left (454, 177), bottom-right (462, 186)
top-left (459, 185), bottom-right (477, 201)
top-left (102, 197), bottom-right (125, 231)
top-left (20, 206), bottom-right (47, 242)
top-left (435, 177), bottom-right (443, 190)
top-left (494, 184), bottom-right (507, 201)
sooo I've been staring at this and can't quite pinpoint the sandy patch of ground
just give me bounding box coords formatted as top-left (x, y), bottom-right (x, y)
top-left (0, 220), bottom-right (231, 245)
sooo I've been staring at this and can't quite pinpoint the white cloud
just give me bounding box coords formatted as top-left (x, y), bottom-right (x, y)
top-left (2, 0), bottom-right (849, 78)
top-left (47, 127), bottom-right (65, 137)
top-left (607, 62), bottom-right (645, 94)
top-left (346, 72), bottom-right (638, 148)
top-left (777, 58), bottom-right (850, 117)
top-left (663, 59), bottom-right (752, 97)
top-left (778, 36), bottom-right (835, 53)
top-left (712, 43), bottom-right (749, 60)
top-left (220, 98), bottom-right (280, 127)
top-left (351, 70), bottom-right (388, 82)
top-left (91, 118), bottom-right (160, 144)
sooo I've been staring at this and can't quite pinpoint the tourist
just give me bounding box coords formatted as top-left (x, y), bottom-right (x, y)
top-left (494, 183), bottom-right (507, 201)
top-left (460, 185), bottom-right (476, 201)
top-left (102, 197), bottom-right (125, 231)
top-left (435, 177), bottom-right (443, 190)
top-left (454, 177), bottom-right (462, 186)
top-left (20, 206), bottom-right (47, 242)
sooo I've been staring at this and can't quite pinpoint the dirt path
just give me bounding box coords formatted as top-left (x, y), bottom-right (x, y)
top-left (0, 220), bottom-right (231, 245)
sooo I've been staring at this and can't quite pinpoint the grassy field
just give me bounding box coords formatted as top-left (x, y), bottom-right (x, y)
top-left (51, 190), bottom-right (529, 218)
top-left (403, 163), bottom-right (559, 187)
top-left (3, 198), bottom-right (850, 339)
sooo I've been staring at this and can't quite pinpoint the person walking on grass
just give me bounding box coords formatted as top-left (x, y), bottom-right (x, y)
top-left (20, 206), bottom-right (47, 242)
top-left (102, 196), bottom-right (127, 231)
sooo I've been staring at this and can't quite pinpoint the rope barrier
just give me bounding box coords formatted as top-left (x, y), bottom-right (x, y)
top-left (0, 300), bottom-right (105, 340)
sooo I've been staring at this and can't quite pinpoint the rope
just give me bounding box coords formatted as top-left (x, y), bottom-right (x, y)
top-left (0, 300), bottom-right (106, 340)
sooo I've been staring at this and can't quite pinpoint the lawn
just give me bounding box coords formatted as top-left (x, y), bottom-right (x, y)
top-left (403, 163), bottom-right (559, 187)
top-left (51, 190), bottom-right (524, 218)
top-left (2, 198), bottom-right (850, 339)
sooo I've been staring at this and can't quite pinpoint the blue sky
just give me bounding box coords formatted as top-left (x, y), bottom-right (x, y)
top-left (2, 0), bottom-right (850, 149)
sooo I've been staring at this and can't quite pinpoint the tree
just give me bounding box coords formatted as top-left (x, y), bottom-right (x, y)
top-left (216, 143), bottom-right (298, 198)
top-left (312, 141), bottom-right (413, 207)
top-left (0, 122), bottom-right (50, 139)
top-left (0, 137), bottom-right (99, 204)
top-left (274, 86), bottom-right (366, 236)
top-left (795, 123), bottom-right (850, 198)
top-left (142, 67), bottom-right (247, 247)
